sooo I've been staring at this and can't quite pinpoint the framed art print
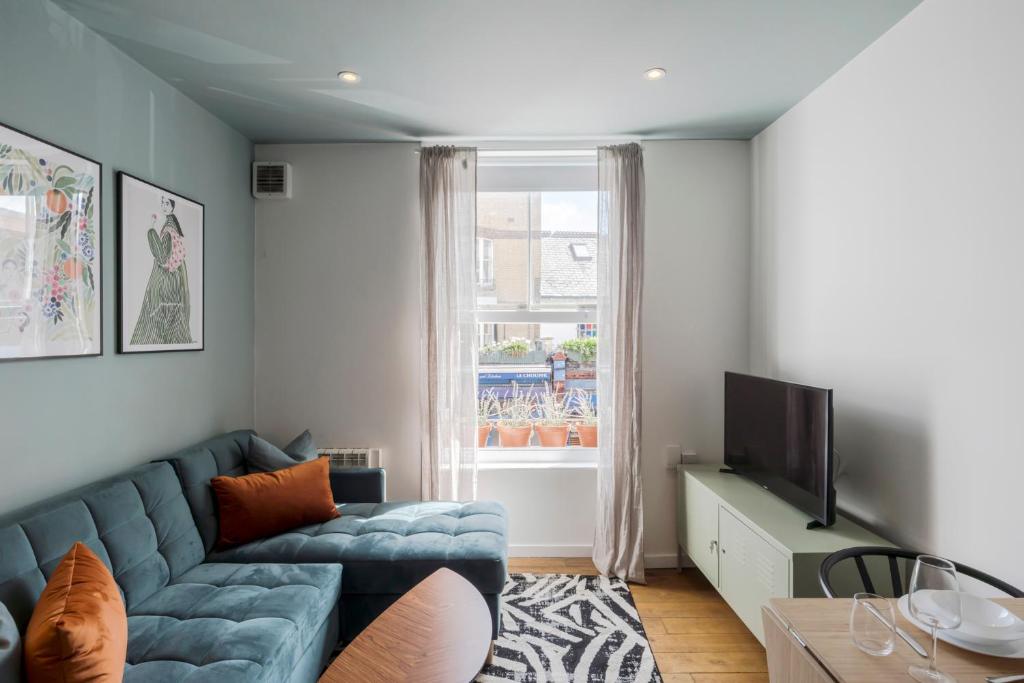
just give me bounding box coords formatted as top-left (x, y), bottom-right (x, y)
top-left (118, 172), bottom-right (204, 353)
top-left (0, 121), bottom-right (102, 361)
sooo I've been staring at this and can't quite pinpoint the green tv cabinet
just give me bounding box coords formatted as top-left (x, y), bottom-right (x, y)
top-left (676, 464), bottom-right (891, 644)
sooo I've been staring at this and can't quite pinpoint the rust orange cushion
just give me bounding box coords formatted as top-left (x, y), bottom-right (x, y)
top-left (212, 456), bottom-right (339, 548)
top-left (25, 542), bottom-right (127, 683)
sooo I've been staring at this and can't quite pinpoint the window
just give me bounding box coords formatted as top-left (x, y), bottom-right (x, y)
top-left (478, 323), bottom-right (496, 349)
top-left (475, 169), bottom-right (600, 453)
top-left (475, 191), bottom-right (597, 310)
top-left (476, 238), bottom-right (494, 288)
top-left (570, 243), bottom-right (591, 260)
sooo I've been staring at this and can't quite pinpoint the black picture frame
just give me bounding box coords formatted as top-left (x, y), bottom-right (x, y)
top-left (116, 171), bottom-right (205, 354)
top-left (0, 120), bottom-right (103, 362)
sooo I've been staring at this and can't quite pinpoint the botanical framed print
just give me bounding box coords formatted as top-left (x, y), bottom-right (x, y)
top-left (0, 122), bottom-right (102, 361)
top-left (118, 172), bottom-right (204, 353)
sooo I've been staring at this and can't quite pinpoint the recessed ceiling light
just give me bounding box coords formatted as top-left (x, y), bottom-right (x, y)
top-left (337, 71), bottom-right (361, 84)
top-left (644, 67), bottom-right (667, 81)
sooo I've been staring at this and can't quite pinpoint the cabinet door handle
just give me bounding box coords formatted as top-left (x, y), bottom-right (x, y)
top-left (709, 540), bottom-right (718, 554)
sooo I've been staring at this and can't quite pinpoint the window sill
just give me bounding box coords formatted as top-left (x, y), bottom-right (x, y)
top-left (478, 461), bottom-right (597, 471)
top-left (477, 447), bottom-right (598, 470)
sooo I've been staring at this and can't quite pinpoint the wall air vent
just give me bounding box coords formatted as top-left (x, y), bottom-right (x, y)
top-left (252, 161), bottom-right (292, 199)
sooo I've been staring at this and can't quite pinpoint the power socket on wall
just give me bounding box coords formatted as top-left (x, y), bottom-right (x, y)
top-left (664, 445), bottom-right (700, 469)
top-left (664, 445), bottom-right (681, 469)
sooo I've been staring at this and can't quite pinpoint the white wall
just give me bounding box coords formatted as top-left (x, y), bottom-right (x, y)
top-left (253, 140), bottom-right (752, 565)
top-left (254, 143), bottom-right (422, 500)
top-left (750, 0), bottom-right (1024, 586)
top-left (478, 466), bottom-right (597, 557)
top-left (642, 140), bottom-right (752, 565)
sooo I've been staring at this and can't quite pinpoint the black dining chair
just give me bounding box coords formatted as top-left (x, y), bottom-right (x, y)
top-left (819, 546), bottom-right (1024, 599)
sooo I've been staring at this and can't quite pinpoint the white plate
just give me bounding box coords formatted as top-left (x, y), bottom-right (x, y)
top-left (898, 595), bottom-right (1024, 658)
top-left (906, 590), bottom-right (1024, 644)
top-left (951, 592), bottom-right (1024, 642)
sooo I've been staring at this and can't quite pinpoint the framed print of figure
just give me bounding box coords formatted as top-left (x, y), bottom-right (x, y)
top-left (118, 172), bottom-right (203, 353)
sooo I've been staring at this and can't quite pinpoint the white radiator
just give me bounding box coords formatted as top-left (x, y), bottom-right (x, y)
top-left (318, 447), bottom-right (382, 469)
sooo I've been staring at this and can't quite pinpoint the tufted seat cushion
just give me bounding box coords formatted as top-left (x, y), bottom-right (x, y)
top-left (124, 563), bottom-right (341, 683)
top-left (207, 501), bottom-right (507, 595)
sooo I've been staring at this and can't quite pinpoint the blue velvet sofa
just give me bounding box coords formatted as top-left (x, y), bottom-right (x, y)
top-left (0, 430), bottom-right (508, 682)
top-left (161, 430), bottom-right (508, 642)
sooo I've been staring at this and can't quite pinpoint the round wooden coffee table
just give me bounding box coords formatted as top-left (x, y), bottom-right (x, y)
top-left (319, 568), bottom-right (493, 683)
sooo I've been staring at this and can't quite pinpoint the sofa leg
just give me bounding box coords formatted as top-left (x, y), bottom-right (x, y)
top-left (485, 640), bottom-right (496, 666)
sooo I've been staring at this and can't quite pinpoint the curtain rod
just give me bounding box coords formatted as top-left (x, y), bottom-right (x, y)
top-left (414, 139), bottom-right (642, 154)
top-left (418, 138), bottom-right (639, 148)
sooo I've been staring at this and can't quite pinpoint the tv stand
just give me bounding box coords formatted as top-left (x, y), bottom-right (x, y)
top-left (718, 467), bottom-right (739, 475)
top-left (676, 464), bottom-right (891, 645)
top-left (805, 520), bottom-right (825, 530)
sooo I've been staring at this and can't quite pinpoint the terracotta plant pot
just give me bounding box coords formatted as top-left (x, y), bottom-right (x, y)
top-left (576, 424), bottom-right (598, 447)
top-left (478, 424), bottom-right (492, 448)
top-left (535, 424), bottom-right (570, 448)
top-left (497, 424), bottom-right (532, 447)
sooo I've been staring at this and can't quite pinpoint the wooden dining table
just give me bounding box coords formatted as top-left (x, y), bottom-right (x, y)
top-left (764, 597), bottom-right (1024, 682)
top-left (319, 568), bottom-right (493, 683)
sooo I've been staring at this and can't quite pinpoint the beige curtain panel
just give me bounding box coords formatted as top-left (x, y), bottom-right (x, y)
top-left (419, 146), bottom-right (479, 502)
top-left (593, 143), bottom-right (646, 583)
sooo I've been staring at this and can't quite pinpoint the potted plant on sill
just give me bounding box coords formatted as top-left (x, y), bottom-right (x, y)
top-left (496, 384), bottom-right (534, 447)
top-left (477, 390), bottom-right (499, 448)
top-left (498, 338), bottom-right (530, 358)
top-left (535, 384), bottom-right (570, 447)
top-left (560, 337), bottom-right (597, 364)
top-left (572, 388), bottom-right (599, 447)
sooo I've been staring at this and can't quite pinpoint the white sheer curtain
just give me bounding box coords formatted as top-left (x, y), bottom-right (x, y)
top-left (593, 143), bottom-right (646, 583)
top-left (419, 146), bottom-right (479, 502)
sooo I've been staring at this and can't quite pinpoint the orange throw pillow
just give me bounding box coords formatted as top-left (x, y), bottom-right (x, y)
top-left (212, 456), bottom-right (339, 548)
top-left (25, 542), bottom-right (128, 683)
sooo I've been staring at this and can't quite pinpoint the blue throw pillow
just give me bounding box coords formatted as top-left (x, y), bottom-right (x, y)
top-left (247, 430), bottom-right (318, 473)
top-left (283, 429), bottom-right (317, 461)
top-left (0, 601), bottom-right (20, 683)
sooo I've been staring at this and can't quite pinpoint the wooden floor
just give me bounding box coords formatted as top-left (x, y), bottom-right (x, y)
top-left (508, 558), bottom-right (768, 683)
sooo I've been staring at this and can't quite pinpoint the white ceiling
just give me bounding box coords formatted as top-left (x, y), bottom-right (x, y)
top-left (54, 0), bottom-right (921, 143)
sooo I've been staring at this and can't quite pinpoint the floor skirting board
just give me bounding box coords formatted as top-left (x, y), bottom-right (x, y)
top-left (507, 546), bottom-right (696, 570)
top-left (509, 544), bottom-right (593, 557)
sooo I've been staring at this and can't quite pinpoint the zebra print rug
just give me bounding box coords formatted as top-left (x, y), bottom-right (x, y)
top-left (475, 573), bottom-right (662, 683)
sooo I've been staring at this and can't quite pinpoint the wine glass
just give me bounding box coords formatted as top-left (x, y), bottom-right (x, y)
top-left (908, 555), bottom-right (962, 683)
top-left (850, 592), bottom-right (895, 656)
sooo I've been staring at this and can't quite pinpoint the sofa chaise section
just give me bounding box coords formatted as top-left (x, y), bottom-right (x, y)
top-left (0, 461), bottom-right (341, 683)
top-left (209, 500), bottom-right (507, 640)
top-left (162, 430), bottom-right (509, 640)
top-left (126, 562), bottom-right (340, 683)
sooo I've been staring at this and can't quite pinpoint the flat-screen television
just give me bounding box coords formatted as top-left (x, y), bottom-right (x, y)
top-left (724, 372), bottom-right (835, 528)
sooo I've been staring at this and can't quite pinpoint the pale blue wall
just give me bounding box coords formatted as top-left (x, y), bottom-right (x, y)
top-left (0, 0), bottom-right (254, 514)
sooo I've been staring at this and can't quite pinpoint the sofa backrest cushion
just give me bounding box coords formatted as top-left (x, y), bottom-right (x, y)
top-left (0, 462), bottom-right (204, 634)
top-left (160, 430), bottom-right (254, 554)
